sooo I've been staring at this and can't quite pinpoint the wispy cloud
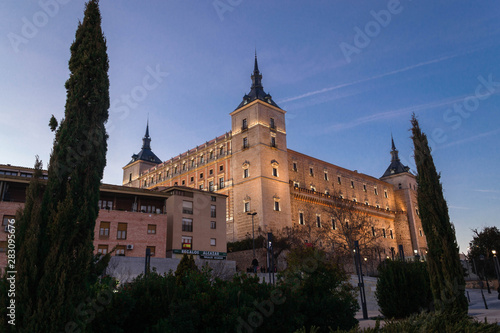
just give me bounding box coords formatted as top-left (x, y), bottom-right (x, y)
top-left (278, 53), bottom-right (461, 104)
top-left (322, 95), bottom-right (467, 133)
top-left (449, 205), bottom-right (472, 210)
top-left (473, 189), bottom-right (500, 194)
top-left (439, 128), bottom-right (500, 149)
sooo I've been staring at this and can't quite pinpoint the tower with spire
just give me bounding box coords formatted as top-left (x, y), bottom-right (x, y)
top-left (381, 137), bottom-right (427, 256)
top-left (122, 121), bottom-right (162, 187)
top-left (230, 53), bottom-right (291, 238)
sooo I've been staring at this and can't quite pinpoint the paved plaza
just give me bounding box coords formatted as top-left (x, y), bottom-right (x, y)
top-left (354, 276), bottom-right (500, 328)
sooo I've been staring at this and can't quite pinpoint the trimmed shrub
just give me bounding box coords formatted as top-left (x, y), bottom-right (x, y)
top-left (375, 260), bottom-right (432, 319)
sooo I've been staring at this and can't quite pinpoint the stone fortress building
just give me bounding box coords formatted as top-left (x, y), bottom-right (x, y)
top-left (123, 56), bottom-right (428, 258)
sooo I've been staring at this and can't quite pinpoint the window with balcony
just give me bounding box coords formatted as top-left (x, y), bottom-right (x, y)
top-left (219, 177), bottom-right (225, 189)
top-left (209, 181), bottom-right (214, 192)
top-left (182, 236), bottom-right (193, 249)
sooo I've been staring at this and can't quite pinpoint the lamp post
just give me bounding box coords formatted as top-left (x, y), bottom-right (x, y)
top-left (493, 250), bottom-right (500, 299)
top-left (354, 241), bottom-right (368, 320)
top-left (247, 212), bottom-right (258, 271)
top-left (479, 255), bottom-right (491, 294)
top-left (414, 249), bottom-right (420, 262)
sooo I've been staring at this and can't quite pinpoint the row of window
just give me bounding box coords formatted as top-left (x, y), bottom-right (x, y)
top-left (291, 164), bottom-right (389, 197)
top-left (242, 136), bottom-right (277, 150)
top-left (181, 236), bottom-right (217, 248)
top-left (99, 222), bottom-right (157, 240)
top-left (97, 245), bottom-right (157, 256)
top-left (297, 213), bottom-right (396, 239)
top-left (243, 200), bottom-right (280, 212)
top-left (181, 218), bottom-right (217, 232)
top-left (143, 162), bottom-right (227, 187)
top-left (241, 117), bottom-right (276, 131)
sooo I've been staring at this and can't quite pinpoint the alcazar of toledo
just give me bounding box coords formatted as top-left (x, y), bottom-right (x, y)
top-left (123, 55), bottom-right (428, 258)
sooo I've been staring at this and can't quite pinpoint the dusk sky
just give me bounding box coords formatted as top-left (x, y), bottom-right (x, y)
top-left (1, 1), bottom-right (499, 253)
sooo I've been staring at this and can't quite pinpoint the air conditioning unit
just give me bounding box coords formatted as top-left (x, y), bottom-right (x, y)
top-left (126, 244), bottom-right (134, 250)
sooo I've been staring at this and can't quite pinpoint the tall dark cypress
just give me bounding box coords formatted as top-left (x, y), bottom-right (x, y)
top-left (410, 114), bottom-right (467, 317)
top-left (16, 1), bottom-right (109, 331)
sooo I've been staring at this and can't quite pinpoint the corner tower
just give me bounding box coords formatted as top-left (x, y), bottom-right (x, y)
top-left (381, 137), bottom-right (427, 256)
top-left (230, 54), bottom-right (292, 240)
top-left (123, 121), bottom-right (162, 187)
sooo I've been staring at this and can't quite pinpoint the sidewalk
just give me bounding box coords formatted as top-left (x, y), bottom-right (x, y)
top-left (351, 276), bottom-right (500, 329)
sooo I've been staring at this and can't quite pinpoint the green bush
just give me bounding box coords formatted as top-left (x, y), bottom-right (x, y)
top-left (375, 260), bottom-right (432, 319)
top-left (227, 235), bottom-right (266, 252)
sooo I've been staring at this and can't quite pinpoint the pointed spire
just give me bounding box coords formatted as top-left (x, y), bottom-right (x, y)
top-left (142, 120), bottom-right (151, 150)
top-left (251, 51), bottom-right (263, 89)
top-left (145, 116), bottom-right (150, 138)
top-left (390, 136), bottom-right (399, 162)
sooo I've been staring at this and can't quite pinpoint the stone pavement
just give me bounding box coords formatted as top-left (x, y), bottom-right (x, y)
top-left (351, 275), bottom-right (500, 329)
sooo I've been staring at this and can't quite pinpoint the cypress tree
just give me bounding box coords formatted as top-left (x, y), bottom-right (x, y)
top-left (16, 1), bottom-right (109, 331)
top-left (410, 114), bottom-right (468, 317)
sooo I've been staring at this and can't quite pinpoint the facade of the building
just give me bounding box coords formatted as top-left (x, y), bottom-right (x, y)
top-left (123, 56), bottom-right (428, 257)
top-left (0, 165), bottom-right (227, 270)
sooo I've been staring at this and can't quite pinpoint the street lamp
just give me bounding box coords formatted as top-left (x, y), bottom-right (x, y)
top-left (414, 249), bottom-right (420, 262)
top-left (492, 250), bottom-right (500, 299)
top-left (247, 212), bottom-right (258, 270)
top-left (479, 255), bottom-right (491, 294)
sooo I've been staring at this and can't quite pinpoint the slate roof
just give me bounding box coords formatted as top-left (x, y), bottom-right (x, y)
top-left (126, 123), bottom-right (162, 166)
top-left (381, 137), bottom-right (411, 177)
top-left (235, 53), bottom-right (281, 110)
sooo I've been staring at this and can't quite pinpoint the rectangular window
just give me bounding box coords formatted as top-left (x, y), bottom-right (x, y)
top-left (191, 160), bottom-right (195, 167)
top-left (2, 215), bottom-right (14, 227)
top-left (372, 226), bottom-right (376, 237)
top-left (115, 245), bottom-right (126, 256)
top-left (382, 228), bottom-right (386, 238)
top-left (293, 162), bottom-right (297, 172)
top-left (182, 236), bottom-right (192, 249)
top-left (324, 172), bottom-right (328, 181)
top-left (331, 218), bottom-right (336, 230)
top-left (385, 190), bottom-right (388, 198)
top-left (211, 205), bottom-right (216, 218)
top-left (316, 215), bottom-right (321, 228)
top-left (99, 221), bottom-right (110, 239)
top-left (210, 221), bottom-right (216, 229)
top-left (270, 117), bottom-right (275, 129)
top-left (219, 165), bottom-right (224, 171)
top-left (210, 238), bottom-right (216, 246)
top-left (243, 169), bottom-right (249, 178)
top-left (200, 173), bottom-right (204, 179)
top-left (419, 229), bottom-right (423, 237)
top-left (182, 180), bottom-right (185, 185)
top-left (299, 212), bottom-right (304, 225)
top-left (219, 177), bottom-right (225, 189)
top-left (199, 184), bottom-right (204, 190)
top-left (117, 223), bottom-right (127, 240)
top-left (390, 230), bottom-right (394, 239)
top-left (182, 201), bottom-right (193, 214)
top-left (147, 246), bottom-right (156, 256)
top-left (209, 181), bottom-right (214, 192)
top-left (148, 224), bottom-right (157, 234)
top-left (274, 201), bottom-right (280, 211)
top-left (271, 137), bottom-right (276, 148)
top-left (363, 184), bottom-right (367, 192)
top-left (209, 169), bottom-right (213, 175)
top-left (272, 167), bottom-right (278, 177)
top-left (351, 181), bottom-right (355, 188)
top-left (0, 241), bottom-right (7, 252)
top-left (374, 188), bottom-right (378, 195)
top-left (182, 218), bottom-right (193, 232)
top-left (200, 155), bottom-right (204, 164)
top-left (309, 168), bottom-right (314, 177)
top-left (346, 221), bottom-right (349, 229)
top-left (242, 118), bottom-right (248, 130)
top-left (243, 137), bottom-right (248, 149)
top-left (97, 245), bottom-right (108, 255)
top-left (337, 176), bottom-right (341, 185)
top-left (211, 196), bottom-right (217, 202)
top-left (244, 202), bottom-right (250, 212)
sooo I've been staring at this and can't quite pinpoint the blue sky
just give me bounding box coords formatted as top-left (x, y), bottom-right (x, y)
top-left (1, 1), bottom-right (499, 252)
